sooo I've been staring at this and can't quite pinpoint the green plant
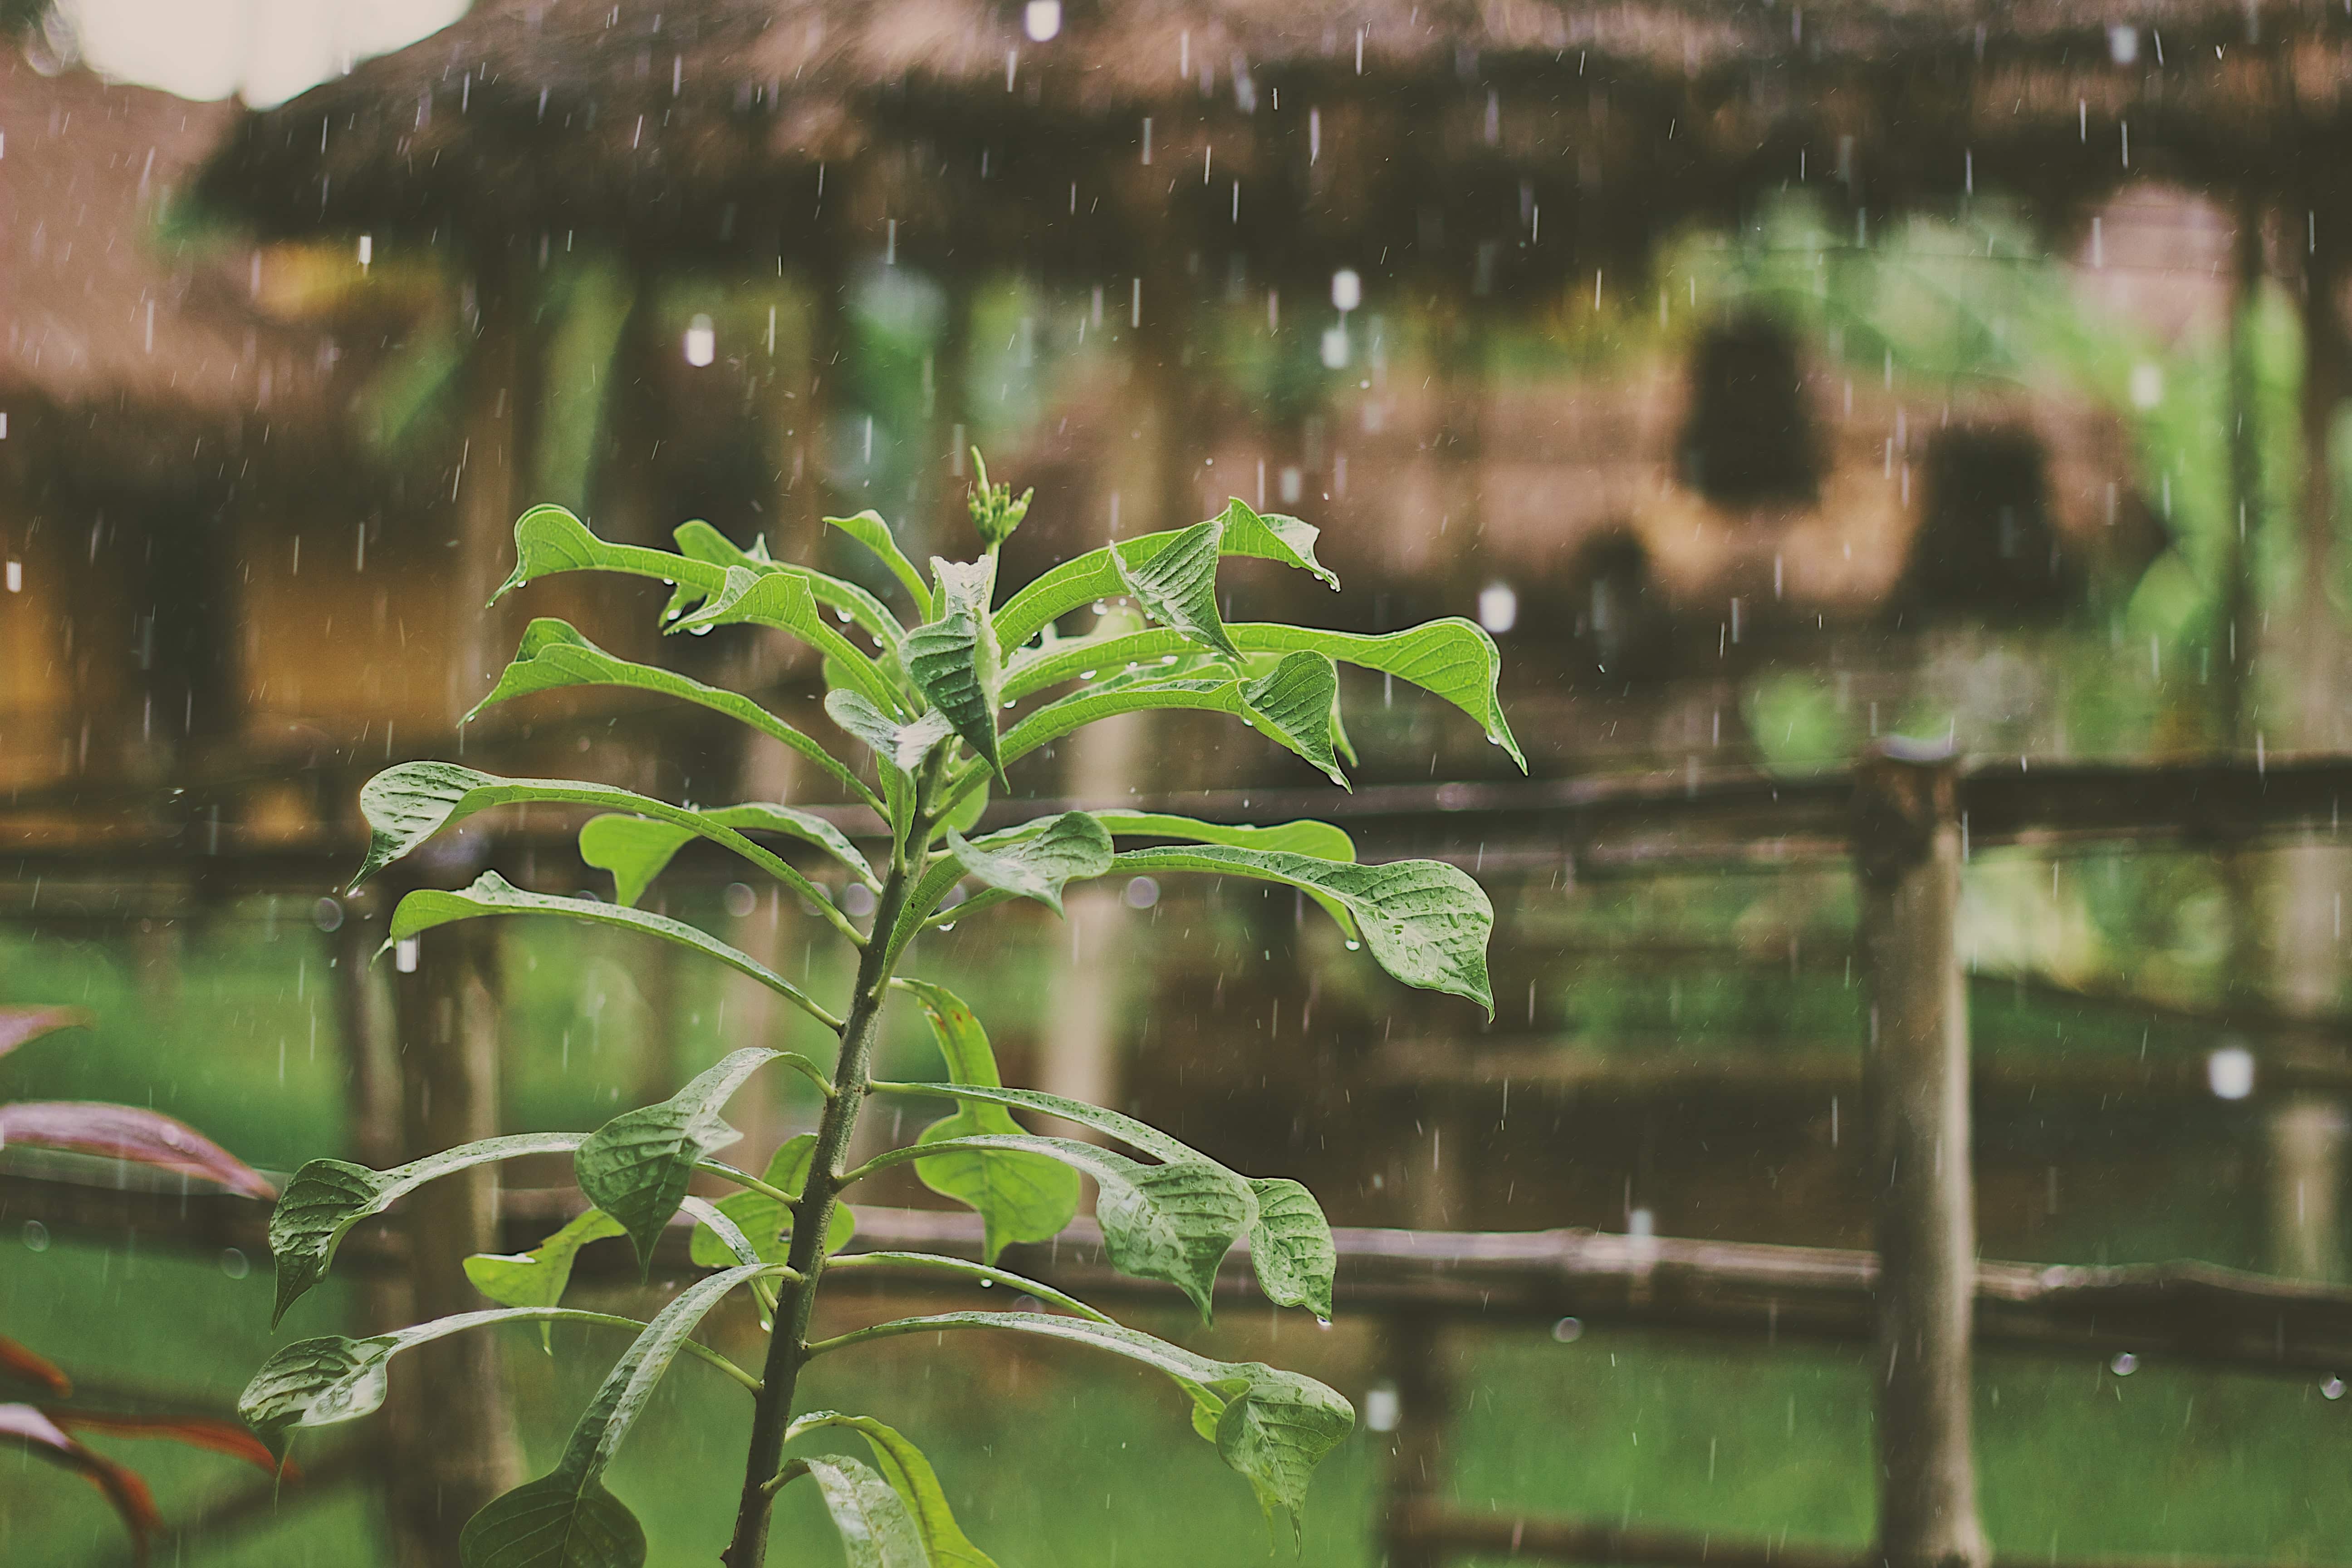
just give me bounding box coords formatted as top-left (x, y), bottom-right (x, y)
top-left (235, 461), bottom-right (1519, 1566)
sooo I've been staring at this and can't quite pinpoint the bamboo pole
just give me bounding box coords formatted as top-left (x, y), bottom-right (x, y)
top-left (1853, 744), bottom-right (1987, 1568)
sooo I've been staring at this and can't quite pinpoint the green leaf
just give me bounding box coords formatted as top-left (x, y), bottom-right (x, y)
top-left (904, 558), bottom-right (1005, 784)
top-left (828, 510), bottom-right (934, 617)
top-left (386, 872), bottom-right (840, 1028)
top-left (893, 982), bottom-right (1080, 1264)
top-left (1089, 811), bottom-right (1355, 863)
top-left (1004, 617), bottom-right (1519, 768)
top-left (802, 1455), bottom-right (932, 1568)
top-left (1232, 620), bottom-right (1524, 769)
top-left (668, 566), bottom-right (905, 717)
top-left (865, 1136), bottom-right (1247, 1319)
top-left (826, 691), bottom-right (956, 776)
top-left (1212, 497), bottom-right (1340, 589)
top-left (686, 1134), bottom-right (857, 1268)
top-left (456, 1471), bottom-right (645, 1568)
top-left (352, 764), bottom-right (846, 924)
top-left (872, 1081), bottom-right (1194, 1166)
top-left (1111, 518), bottom-right (1241, 661)
top-left (1111, 847), bottom-right (1495, 1015)
top-left (243, 1312), bottom-right (505, 1456)
top-left (466, 619), bottom-right (876, 807)
top-left (1235, 653), bottom-right (1346, 787)
top-left (994, 504), bottom-right (1338, 653)
top-left (998, 654), bottom-right (1346, 787)
top-left (269, 1134), bottom-right (583, 1325)
top-left (807, 1311), bottom-right (1352, 1539)
top-left (1245, 1179), bottom-right (1336, 1324)
top-left (578, 805), bottom-right (877, 909)
top-left (493, 505), bottom-right (727, 609)
top-left (576, 1049), bottom-right (779, 1272)
top-left (871, 1078), bottom-right (1331, 1317)
top-left (460, 1265), bottom-right (767, 1568)
top-left (789, 1416), bottom-right (996, 1568)
top-left (1212, 1364), bottom-right (1360, 1544)
top-left (944, 812), bottom-right (1112, 918)
top-left (465, 1209), bottom-right (627, 1348)
top-left (674, 519), bottom-right (906, 655)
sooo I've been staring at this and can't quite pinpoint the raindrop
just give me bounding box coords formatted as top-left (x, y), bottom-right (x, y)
top-left (2109, 1352), bottom-right (2139, 1376)
top-left (21, 1221), bottom-right (49, 1252)
top-left (843, 884), bottom-right (878, 917)
top-left (1343, 939), bottom-right (1361, 951)
top-left (311, 896), bottom-right (344, 932)
top-left (3, 561), bottom-right (18, 593)
top-left (1331, 268), bottom-right (1362, 313)
top-left (2324, 1377), bottom-right (2346, 1401)
top-left (1478, 582), bottom-right (1519, 634)
top-left (219, 1248), bottom-right (251, 1279)
top-left (2207, 1045), bottom-right (2255, 1100)
top-left (394, 937), bottom-right (421, 974)
top-left (683, 314), bottom-right (716, 368)
top-left (1362, 1381), bottom-right (1401, 1432)
top-left (1123, 876), bottom-right (1160, 910)
top-left (722, 882), bottom-right (758, 918)
top-left (1023, 0), bottom-right (1062, 42)
top-left (1552, 1317), bottom-right (1584, 1343)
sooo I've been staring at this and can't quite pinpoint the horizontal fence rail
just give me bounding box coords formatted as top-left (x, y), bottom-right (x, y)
top-left (9, 1169), bottom-right (2352, 1380)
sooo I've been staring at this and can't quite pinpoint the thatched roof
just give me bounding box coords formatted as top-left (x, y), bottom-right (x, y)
top-left (2, 53), bottom-right (345, 480)
top-left (196, 0), bottom-right (2352, 283)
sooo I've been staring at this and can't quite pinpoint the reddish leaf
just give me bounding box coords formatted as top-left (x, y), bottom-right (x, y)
top-left (0, 1336), bottom-right (73, 1398)
top-left (0, 1102), bottom-right (277, 1200)
top-left (0, 1006), bottom-right (91, 1061)
top-left (49, 1408), bottom-right (297, 1480)
top-left (2, 1401), bottom-right (161, 1562)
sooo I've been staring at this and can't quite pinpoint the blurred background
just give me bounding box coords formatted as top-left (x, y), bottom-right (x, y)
top-left (11, 0), bottom-right (2352, 1563)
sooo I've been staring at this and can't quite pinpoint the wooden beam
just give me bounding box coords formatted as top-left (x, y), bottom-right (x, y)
top-left (1388, 1502), bottom-right (2331, 1568)
top-left (15, 1174), bottom-right (2352, 1378)
top-left (1853, 745), bottom-right (1986, 1568)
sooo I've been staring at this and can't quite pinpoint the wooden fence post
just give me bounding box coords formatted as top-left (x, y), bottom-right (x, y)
top-left (1853, 744), bottom-right (1987, 1568)
top-left (1377, 1310), bottom-right (1453, 1568)
top-left (382, 911), bottom-right (521, 1565)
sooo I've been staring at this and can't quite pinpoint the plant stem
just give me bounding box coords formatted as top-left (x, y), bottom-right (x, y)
top-left (719, 765), bottom-right (937, 1566)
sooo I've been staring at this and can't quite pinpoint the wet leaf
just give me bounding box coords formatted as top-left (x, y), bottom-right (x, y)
top-left (787, 1414), bottom-right (996, 1568)
top-left (686, 1134), bottom-right (856, 1269)
top-left (0, 1102), bottom-right (275, 1199)
top-left (270, 1134), bottom-right (584, 1324)
top-left (576, 1049), bottom-right (779, 1271)
top-left (465, 618), bottom-right (872, 804)
top-left (944, 812), bottom-right (1112, 918)
top-left (2, 1401), bottom-right (161, 1559)
top-left (0, 1006), bottom-right (91, 1061)
top-left (876, 1134), bottom-right (1246, 1319)
top-left (828, 510), bottom-right (933, 617)
top-left (994, 504), bottom-right (1338, 652)
top-left (904, 557), bottom-right (1005, 784)
top-left (578, 803), bottom-right (877, 909)
top-left (465, 1209), bottom-right (627, 1346)
top-left (1111, 518), bottom-right (1240, 660)
top-left (0, 1338), bottom-right (71, 1399)
top-left (459, 1266), bottom-right (766, 1568)
top-left (810, 1312), bottom-right (1351, 1539)
top-left (1244, 1179), bottom-right (1337, 1323)
top-left (386, 872), bottom-right (836, 1026)
top-left (802, 1455), bottom-right (931, 1568)
top-left (1110, 847), bottom-right (1495, 1015)
top-left (893, 982), bottom-right (1080, 1264)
